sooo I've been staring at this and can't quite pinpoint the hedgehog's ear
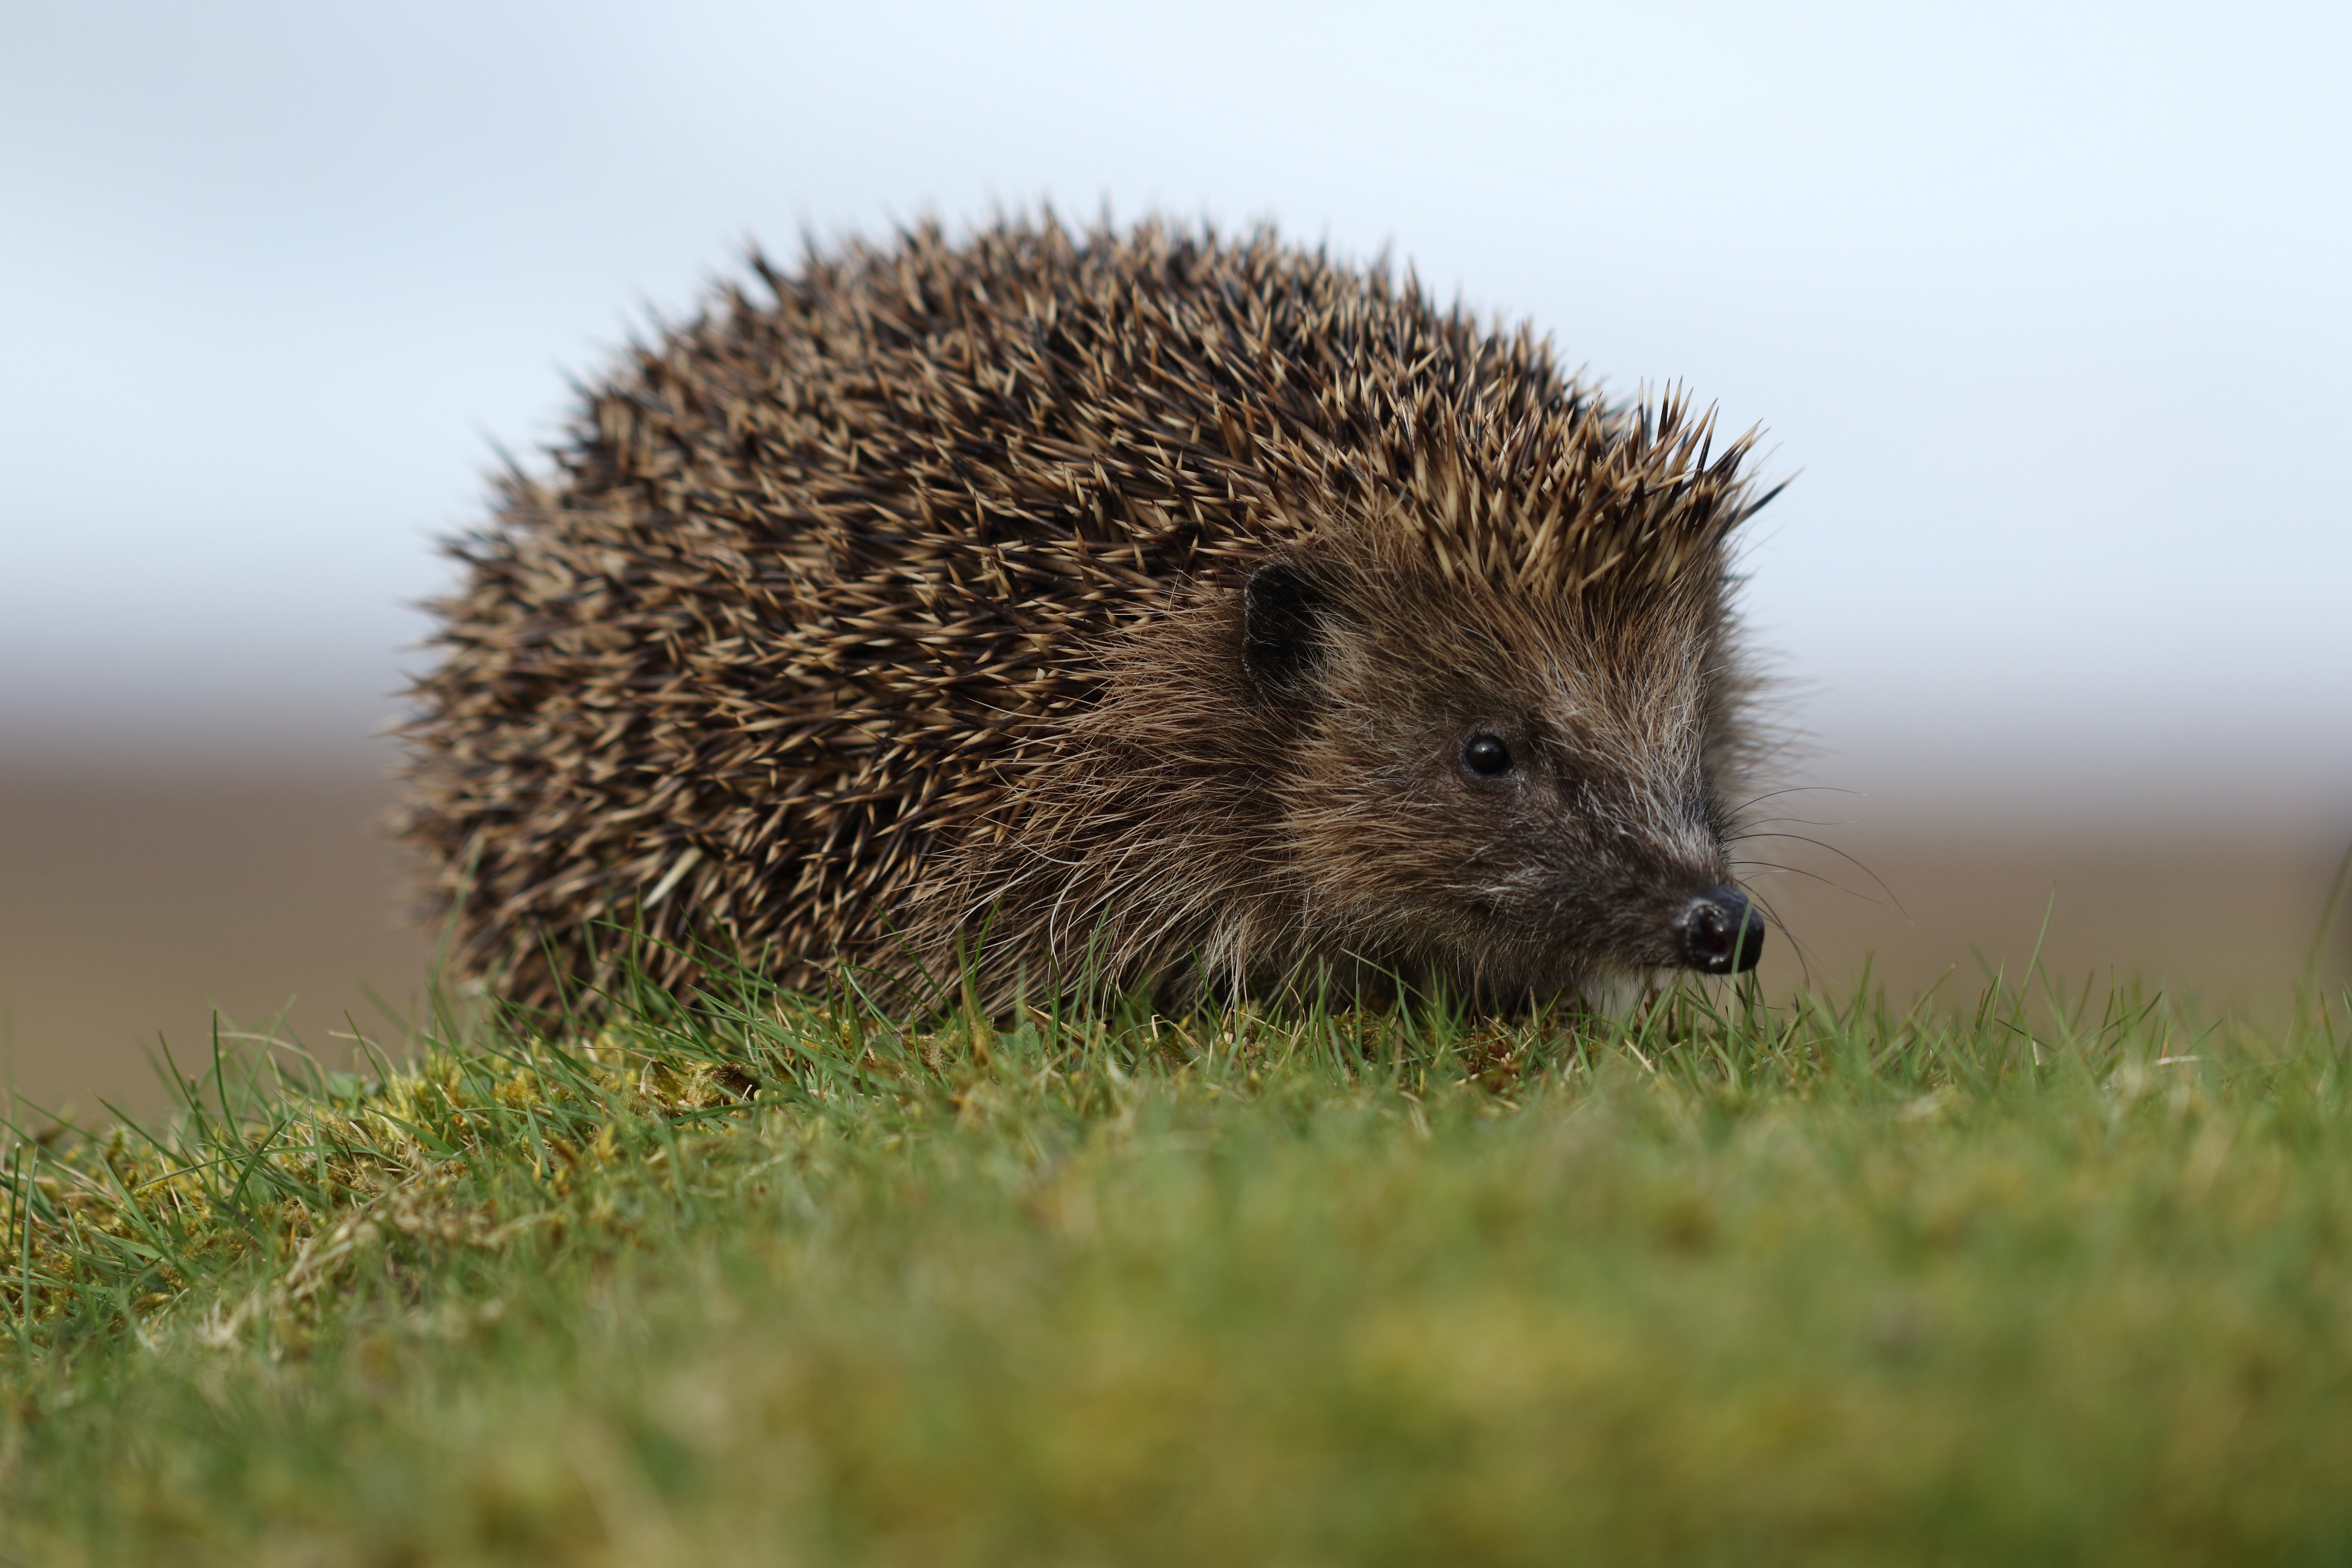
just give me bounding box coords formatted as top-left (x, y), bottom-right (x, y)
top-left (1242, 559), bottom-right (1335, 699)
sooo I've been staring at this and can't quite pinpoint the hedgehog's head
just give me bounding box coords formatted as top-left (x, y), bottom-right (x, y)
top-left (1237, 506), bottom-right (1763, 1005)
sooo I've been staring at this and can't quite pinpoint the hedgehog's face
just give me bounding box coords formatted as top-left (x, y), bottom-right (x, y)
top-left (1242, 557), bottom-right (1760, 1002)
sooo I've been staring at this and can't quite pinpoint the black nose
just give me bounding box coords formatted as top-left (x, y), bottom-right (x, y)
top-left (1677, 887), bottom-right (1765, 975)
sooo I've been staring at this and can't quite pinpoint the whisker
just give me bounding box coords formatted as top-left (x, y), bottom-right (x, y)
top-left (1727, 784), bottom-right (1866, 815)
top-left (1728, 833), bottom-right (1903, 916)
top-left (1742, 887), bottom-right (1825, 991)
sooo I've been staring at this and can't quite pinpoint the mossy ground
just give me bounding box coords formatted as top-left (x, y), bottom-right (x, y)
top-left (4, 951), bottom-right (2351, 1565)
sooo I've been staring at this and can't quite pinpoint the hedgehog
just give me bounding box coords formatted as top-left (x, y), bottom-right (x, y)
top-left (400, 214), bottom-right (1782, 1017)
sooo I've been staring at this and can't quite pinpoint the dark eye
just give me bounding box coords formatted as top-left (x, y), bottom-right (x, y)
top-left (1462, 734), bottom-right (1512, 777)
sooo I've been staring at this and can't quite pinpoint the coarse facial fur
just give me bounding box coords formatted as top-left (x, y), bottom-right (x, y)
top-left (917, 475), bottom-right (1765, 1012)
top-left (399, 214), bottom-right (1780, 1015)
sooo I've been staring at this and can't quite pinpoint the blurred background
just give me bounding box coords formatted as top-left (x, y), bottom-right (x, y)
top-left (4, 0), bottom-right (2346, 1114)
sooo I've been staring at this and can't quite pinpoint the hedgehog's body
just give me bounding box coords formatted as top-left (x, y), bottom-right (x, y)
top-left (402, 216), bottom-right (1776, 1012)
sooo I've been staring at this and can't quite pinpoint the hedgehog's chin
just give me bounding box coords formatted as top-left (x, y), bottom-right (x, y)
top-left (1577, 967), bottom-right (1659, 1022)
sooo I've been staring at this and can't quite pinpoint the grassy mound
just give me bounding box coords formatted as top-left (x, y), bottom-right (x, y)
top-left (4, 967), bottom-right (2351, 1565)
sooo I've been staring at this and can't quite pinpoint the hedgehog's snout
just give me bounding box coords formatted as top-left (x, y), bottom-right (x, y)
top-left (1675, 887), bottom-right (1765, 975)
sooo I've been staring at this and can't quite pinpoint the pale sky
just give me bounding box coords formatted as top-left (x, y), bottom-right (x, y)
top-left (2, 0), bottom-right (2346, 820)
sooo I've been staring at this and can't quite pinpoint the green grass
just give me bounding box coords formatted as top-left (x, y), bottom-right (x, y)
top-left (4, 954), bottom-right (2352, 1566)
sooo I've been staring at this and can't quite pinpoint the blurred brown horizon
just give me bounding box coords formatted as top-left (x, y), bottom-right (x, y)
top-left (4, 747), bottom-right (2345, 1120)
